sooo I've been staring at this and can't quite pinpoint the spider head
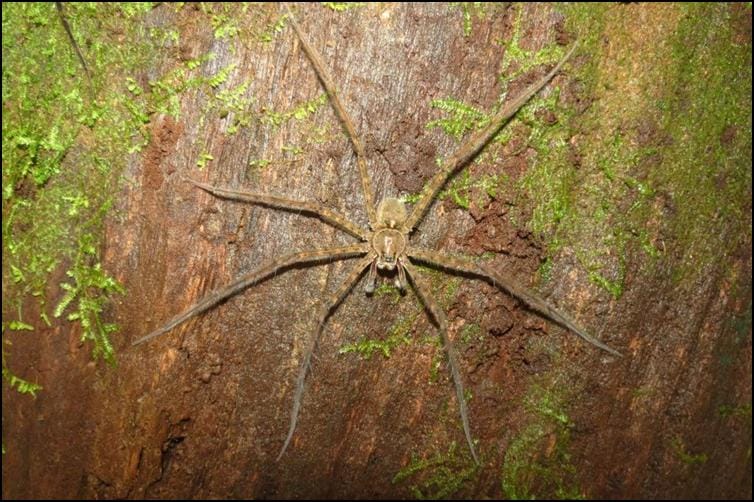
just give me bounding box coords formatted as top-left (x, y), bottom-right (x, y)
top-left (367, 227), bottom-right (408, 293)
top-left (372, 228), bottom-right (406, 271)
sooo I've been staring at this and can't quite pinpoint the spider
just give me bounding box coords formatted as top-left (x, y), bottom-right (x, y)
top-left (133, 5), bottom-right (620, 464)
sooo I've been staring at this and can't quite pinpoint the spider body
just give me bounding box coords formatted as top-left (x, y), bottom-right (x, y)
top-left (369, 200), bottom-right (408, 289)
top-left (134, 5), bottom-right (620, 465)
top-left (372, 227), bottom-right (406, 269)
top-left (370, 198), bottom-right (410, 289)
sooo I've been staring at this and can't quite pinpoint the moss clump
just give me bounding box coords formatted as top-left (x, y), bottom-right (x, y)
top-left (717, 402), bottom-right (752, 420)
top-left (449, 3), bottom-right (488, 38)
top-left (650, 4), bottom-right (752, 281)
top-left (519, 3), bottom-right (752, 300)
top-left (393, 441), bottom-right (479, 499)
top-left (501, 381), bottom-right (584, 499)
top-left (2, 3), bottom-right (161, 378)
top-left (338, 328), bottom-right (412, 360)
top-left (372, 282), bottom-right (403, 305)
top-left (202, 3), bottom-right (241, 40)
top-left (427, 98), bottom-right (491, 141)
top-left (260, 93), bottom-right (328, 129)
top-left (322, 2), bottom-right (366, 13)
top-left (437, 166), bottom-right (508, 211)
top-left (2, 2), bottom-right (207, 385)
top-left (428, 5), bottom-right (574, 221)
top-left (339, 312), bottom-right (415, 360)
top-left (671, 436), bottom-right (709, 466)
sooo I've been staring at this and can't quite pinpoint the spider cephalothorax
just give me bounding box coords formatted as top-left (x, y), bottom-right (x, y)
top-left (133, 5), bottom-right (619, 465)
top-left (367, 198), bottom-right (409, 291)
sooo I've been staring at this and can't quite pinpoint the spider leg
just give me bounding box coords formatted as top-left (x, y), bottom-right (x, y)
top-left (395, 258), bottom-right (407, 291)
top-left (407, 247), bottom-right (621, 357)
top-left (277, 252), bottom-right (376, 460)
top-left (285, 4), bottom-right (378, 229)
top-left (186, 177), bottom-right (368, 240)
top-left (403, 42), bottom-right (578, 233)
top-left (402, 260), bottom-right (480, 465)
top-left (132, 243), bottom-right (369, 346)
top-left (364, 259), bottom-right (377, 294)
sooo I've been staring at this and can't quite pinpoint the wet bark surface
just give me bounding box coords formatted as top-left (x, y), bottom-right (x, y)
top-left (3, 3), bottom-right (751, 499)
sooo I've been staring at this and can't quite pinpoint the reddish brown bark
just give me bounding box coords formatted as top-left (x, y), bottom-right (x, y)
top-left (3, 3), bottom-right (750, 499)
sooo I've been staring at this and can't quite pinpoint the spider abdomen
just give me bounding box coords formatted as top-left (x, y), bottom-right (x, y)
top-left (376, 197), bottom-right (407, 229)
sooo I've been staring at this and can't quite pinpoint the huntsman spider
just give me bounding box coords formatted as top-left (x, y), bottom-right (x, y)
top-left (133, 5), bottom-right (620, 464)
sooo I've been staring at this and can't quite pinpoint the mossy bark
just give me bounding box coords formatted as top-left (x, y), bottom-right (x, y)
top-left (3, 3), bottom-right (750, 499)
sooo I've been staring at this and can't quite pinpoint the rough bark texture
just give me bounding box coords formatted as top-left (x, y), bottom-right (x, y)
top-left (3, 3), bottom-right (751, 499)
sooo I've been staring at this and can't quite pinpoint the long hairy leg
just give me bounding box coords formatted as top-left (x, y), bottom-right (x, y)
top-left (277, 253), bottom-right (376, 460)
top-left (132, 243), bottom-right (369, 346)
top-left (403, 43), bottom-right (578, 233)
top-left (407, 247), bottom-right (621, 357)
top-left (186, 177), bottom-right (368, 241)
top-left (285, 4), bottom-right (378, 228)
top-left (402, 260), bottom-right (480, 465)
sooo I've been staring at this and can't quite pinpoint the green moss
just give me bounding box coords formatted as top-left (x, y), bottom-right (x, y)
top-left (207, 7), bottom-right (240, 40)
top-left (717, 403), bottom-right (752, 420)
top-left (459, 323), bottom-right (482, 344)
top-left (136, 50), bottom-right (209, 122)
top-left (338, 270), bottom-right (460, 402)
top-left (587, 268), bottom-right (624, 300)
top-left (427, 98), bottom-right (490, 140)
top-left (53, 256), bottom-right (124, 365)
top-left (1, 366), bottom-right (42, 397)
top-left (339, 309), bottom-right (417, 360)
top-left (373, 282), bottom-right (403, 304)
top-left (510, 5), bottom-right (637, 298)
top-left (501, 5), bottom-right (570, 83)
top-left (280, 144), bottom-right (303, 157)
top-left (438, 167), bottom-right (507, 211)
top-left (393, 442), bottom-right (479, 499)
top-left (428, 8), bottom-right (570, 219)
top-left (631, 386), bottom-right (655, 399)
top-left (1, 0), bottom-right (346, 399)
top-left (449, 3), bottom-right (487, 38)
top-left (248, 159), bottom-right (272, 170)
top-left (401, 191), bottom-right (424, 205)
top-left (207, 62), bottom-right (237, 89)
top-left (441, 276), bottom-right (463, 306)
top-left (234, 93), bottom-right (332, 170)
top-left (214, 80), bottom-right (254, 134)
top-left (341, 263), bottom-right (464, 366)
top-left (521, 2), bottom-right (752, 300)
top-left (261, 94), bottom-right (328, 129)
top-left (652, 4), bottom-right (752, 281)
top-left (196, 152), bottom-right (214, 170)
top-left (339, 326), bottom-right (412, 360)
top-left (538, 256), bottom-right (554, 283)
top-left (322, 2), bottom-right (366, 13)
top-left (2, 322), bottom-right (42, 396)
top-left (2, 2), bottom-right (174, 387)
top-left (258, 11), bottom-right (290, 44)
top-left (672, 436), bottom-right (709, 466)
top-left (501, 382), bottom-right (584, 499)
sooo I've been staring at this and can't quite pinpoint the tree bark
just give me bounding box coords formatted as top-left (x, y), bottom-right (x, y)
top-left (3, 3), bottom-right (750, 499)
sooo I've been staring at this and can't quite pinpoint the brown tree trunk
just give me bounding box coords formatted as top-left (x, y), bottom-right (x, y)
top-left (3, 3), bottom-right (751, 499)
